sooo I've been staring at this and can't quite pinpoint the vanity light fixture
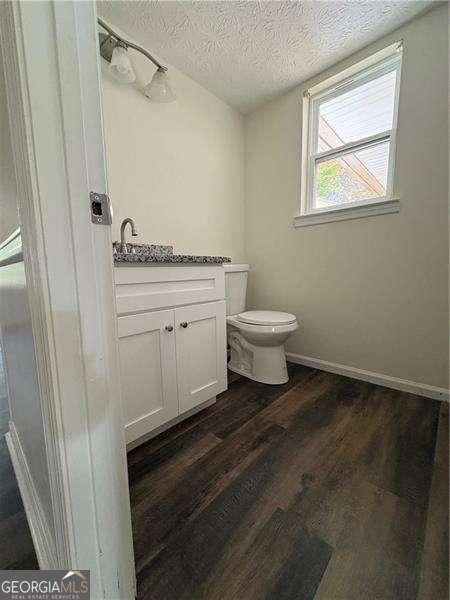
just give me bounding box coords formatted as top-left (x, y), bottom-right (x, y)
top-left (109, 42), bottom-right (136, 84)
top-left (98, 18), bottom-right (176, 102)
top-left (144, 68), bottom-right (176, 103)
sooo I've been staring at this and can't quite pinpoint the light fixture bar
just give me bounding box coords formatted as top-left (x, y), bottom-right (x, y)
top-left (97, 17), bottom-right (168, 72)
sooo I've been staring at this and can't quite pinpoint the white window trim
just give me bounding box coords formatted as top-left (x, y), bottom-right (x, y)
top-left (295, 42), bottom-right (403, 228)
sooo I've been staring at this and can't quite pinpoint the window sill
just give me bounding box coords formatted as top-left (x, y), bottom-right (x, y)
top-left (293, 198), bottom-right (400, 228)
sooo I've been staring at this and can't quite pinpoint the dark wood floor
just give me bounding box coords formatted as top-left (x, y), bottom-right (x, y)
top-left (128, 364), bottom-right (449, 600)
top-left (0, 350), bottom-right (39, 570)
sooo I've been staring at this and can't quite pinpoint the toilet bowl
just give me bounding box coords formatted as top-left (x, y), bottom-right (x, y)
top-left (224, 265), bottom-right (298, 385)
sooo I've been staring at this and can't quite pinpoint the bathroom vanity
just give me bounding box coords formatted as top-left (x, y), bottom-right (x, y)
top-left (113, 243), bottom-right (230, 447)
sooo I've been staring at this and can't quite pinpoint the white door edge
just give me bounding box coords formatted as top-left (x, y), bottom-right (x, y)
top-left (0, 2), bottom-right (135, 598)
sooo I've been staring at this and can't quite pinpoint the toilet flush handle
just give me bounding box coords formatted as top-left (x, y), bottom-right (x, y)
top-left (180, 322), bottom-right (188, 328)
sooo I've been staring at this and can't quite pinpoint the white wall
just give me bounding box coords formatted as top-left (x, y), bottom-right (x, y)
top-left (245, 5), bottom-right (449, 388)
top-left (101, 46), bottom-right (245, 261)
top-left (0, 47), bottom-right (55, 541)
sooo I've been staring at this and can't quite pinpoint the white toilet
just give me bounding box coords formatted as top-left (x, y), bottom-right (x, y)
top-left (224, 264), bottom-right (298, 385)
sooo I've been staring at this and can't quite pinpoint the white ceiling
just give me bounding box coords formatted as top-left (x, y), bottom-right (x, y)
top-left (97, 0), bottom-right (433, 114)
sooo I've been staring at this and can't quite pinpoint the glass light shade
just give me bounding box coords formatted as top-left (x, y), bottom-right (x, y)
top-left (144, 68), bottom-right (176, 103)
top-left (109, 45), bottom-right (136, 84)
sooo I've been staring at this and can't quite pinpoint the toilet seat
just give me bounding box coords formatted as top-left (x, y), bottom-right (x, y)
top-left (236, 310), bottom-right (297, 327)
top-left (226, 315), bottom-right (298, 338)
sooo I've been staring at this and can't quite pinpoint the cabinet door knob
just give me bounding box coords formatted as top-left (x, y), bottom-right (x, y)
top-left (165, 324), bottom-right (173, 332)
top-left (180, 322), bottom-right (188, 328)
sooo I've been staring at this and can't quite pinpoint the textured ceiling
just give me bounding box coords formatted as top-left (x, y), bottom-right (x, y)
top-left (97, 0), bottom-right (433, 113)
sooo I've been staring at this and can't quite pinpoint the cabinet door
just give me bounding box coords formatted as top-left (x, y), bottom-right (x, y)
top-left (175, 301), bottom-right (227, 413)
top-left (117, 310), bottom-right (178, 444)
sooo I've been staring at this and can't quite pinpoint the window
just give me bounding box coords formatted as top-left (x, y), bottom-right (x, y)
top-left (296, 43), bottom-right (402, 227)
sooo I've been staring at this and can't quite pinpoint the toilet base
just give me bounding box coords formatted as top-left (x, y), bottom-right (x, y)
top-left (228, 342), bottom-right (289, 385)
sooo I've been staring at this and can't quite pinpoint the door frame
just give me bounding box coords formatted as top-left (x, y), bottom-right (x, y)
top-left (0, 2), bottom-right (135, 598)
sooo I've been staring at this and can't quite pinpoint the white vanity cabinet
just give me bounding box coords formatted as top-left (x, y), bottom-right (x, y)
top-left (114, 265), bottom-right (227, 445)
top-left (175, 301), bottom-right (226, 413)
top-left (117, 309), bottom-right (178, 444)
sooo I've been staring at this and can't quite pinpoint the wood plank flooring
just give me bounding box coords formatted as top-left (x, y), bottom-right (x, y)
top-left (128, 364), bottom-right (449, 600)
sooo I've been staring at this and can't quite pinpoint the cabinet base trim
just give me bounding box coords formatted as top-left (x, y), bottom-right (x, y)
top-left (126, 397), bottom-right (216, 452)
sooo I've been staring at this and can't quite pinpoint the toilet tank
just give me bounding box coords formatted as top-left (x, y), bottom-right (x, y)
top-left (224, 264), bottom-right (250, 316)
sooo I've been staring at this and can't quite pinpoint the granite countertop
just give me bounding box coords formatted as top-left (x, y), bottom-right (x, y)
top-left (113, 242), bottom-right (231, 265)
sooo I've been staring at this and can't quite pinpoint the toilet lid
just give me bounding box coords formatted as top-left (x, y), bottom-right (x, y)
top-left (237, 310), bottom-right (297, 326)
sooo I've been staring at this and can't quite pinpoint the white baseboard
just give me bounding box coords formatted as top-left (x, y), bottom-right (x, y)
top-left (5, 421), bottom-right (57, 568)
top-left (286, 352), bottom-right (449, 402)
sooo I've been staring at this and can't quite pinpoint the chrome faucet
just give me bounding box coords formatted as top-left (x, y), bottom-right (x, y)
top-left (120, 218), bottom-right (138, 253)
